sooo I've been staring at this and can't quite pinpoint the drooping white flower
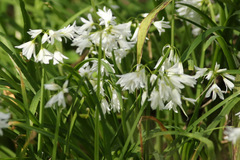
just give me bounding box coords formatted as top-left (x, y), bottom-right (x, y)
top-left (111, 89), bottom-right (120, 113)
top-left (116, 67), bottom-right (147, 93)
top-left (0, 112), bottom-right (10, 136)
top-left (224, 127), bottom-right (240, 144)
top-left (194, 66), bottom-right (208, 79)
top-left (222, 73), bottom-right (235, 92)
top-left (48, 22), bottom-right (76, 45)
top-left (36, 48), bottom-right (53, 64)
top-left (27, 29), bottom-right (42, 38)
top-left (101, 98), bottom-right (111, 115)
top-left (15, 40), bottom-right (36, 60)
top-left (153, 17), bottom-right (171, 36)
top-left (53, 51), bottom-right (68, 65)
top-left (97, 6), bottom-right (116, 27)
top-left (45, 80), bottom-right (69, 108)
top-left (149, 88), bottom-right (164, 110)
top-left (41, 33), bottom-right (49, 44)
top-left (176, 0), bottom-right (202, 23)
top-left (205, 83), bottom-right (224, 101)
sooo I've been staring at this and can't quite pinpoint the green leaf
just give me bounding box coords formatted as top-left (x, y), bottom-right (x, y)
top-left (145, 131), bottom-right (215, 160)
top-left (19, 0), bottom-right (31, 41)
top-left (180, 26), bottom-right (224, 62)
top-left (137, 0), bottom-right (172, 64)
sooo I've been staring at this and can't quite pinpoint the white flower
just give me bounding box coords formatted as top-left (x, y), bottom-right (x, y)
top-left (53, 51), bottom-right (68, 65)
top-left (176, 0), bottom-right (202, 24)
top-left (97, 6), bottom-right (116, 27)
top-left (224, 127), bottom-right (240, 144)
top-left (101, 98), bottom-right (111, 115)
top-left (111, 89), bottom-right (120, 113)
top-left (15, 40), bottom-right (36, 60)
top-left (45, 80), bottom-right (69, 108)
top-left (79, 14), bottom-right (95, 33)
top-left (27, 29), bottom-right (42, 38)
top-left (194, 66), bottom-right (207, 79)
top-left (149, 88), bottom-right (164, 110)
top-left (48, 22), bottom-right (76, 45)
top-left (205, 83), bottom-right (224, 101)
top-left (153, 17), bottom-right (171, 36)
top-left (36, 48), bottom-right (53, 64)
top-left (111, 22), bottom-right (132, 39)
top-left (41, 33), bottom-right (49, 44)
top-left (72, 31), bottom-right (92, 55)
top-left (116, 67), bottom-right (147, 93)
top-left (114, 49), bottom-right (128, 63)
top-left (0, 112), bottom-right (10, 136)
top-left (130, 25), bottom-right (139, 42)
top-left (222, 73), bottom-right (235, 92)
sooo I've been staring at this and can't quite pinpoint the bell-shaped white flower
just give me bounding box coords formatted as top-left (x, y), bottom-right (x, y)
top-left (153, 17), bottom-right (171, 36)
top-left (27, 29), bottom-right (42, 38)
top-left (15, 40), bottom-right (36, 60)
top-left (45, 80), bottom-right (69, 109)
top-left (205, 83), bottom-right (224, 101)
top-left (101, 98), bottom-right (111, 115)
top-left (116, 67), bottom-right (147, 93)
top-left (53, 51), bottom-right (68, 65)
top-left (79, 13), bottom-right (95, 33)
top-left (36, 48), bottom-right (53, 64)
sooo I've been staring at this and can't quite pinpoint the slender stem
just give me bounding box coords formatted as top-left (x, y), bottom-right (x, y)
top-left (94, 31), bottom-right (102, 160)
top-left (37, 67), bottom-right (45, 153)
top-left (52, 107), bottom-right (61, 160)
top-left (171, 0), bottom-right (175, 47)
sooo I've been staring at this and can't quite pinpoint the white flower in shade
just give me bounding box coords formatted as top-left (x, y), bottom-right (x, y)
top-left (15, 40), bottom-right (36, 60)
top-left (235, 112), bottom-right (240, 119)
top-left (205, 83), bottom-right (224, 101)
top-left (164, 100), bottom-right (178, 113)
top-left (153, 17), bottom-right (171, 36)
top-left (101, 98), bottom-right (111, 115)
top-left (224, 127), bottom-right (240, 144)
top-left (149, 88), bottom-right (164, 110)
top-left (222, 73), bottom-right (235, 92)
top-left (116, 67), bottom-right (147, 93)
top-left (45, 80), bottom-right (69, 108)
top-left (97, 6), bottom-right (116, 27)
top-left (114, 49), bottom-right (128, 63)
top-left (194, 66), bottom-right (207, 79)
top-left (79, 13), bottom-right (95, 32)
top-left (176, 0), bottom-right (202, 23)
top-left (36, 48), bottom-right (53, 64)
top-left (0, 112), bottom-right (10, 136)
top-left (27, 29), bottom-right (42, 38)
top-left (111, 89), bottom-right (120, 113)
top-left (53, 51), bottom-right (68, 65)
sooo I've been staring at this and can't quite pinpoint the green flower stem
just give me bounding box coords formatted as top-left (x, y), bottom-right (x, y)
top-left (37, 67), bottom-right (45, 153)
top-left (52, 107), bottom-right (61, 160)
top-left (171, 0), bottom-right (175, 47)
top-left (94, 32), bottom-right (102, 160)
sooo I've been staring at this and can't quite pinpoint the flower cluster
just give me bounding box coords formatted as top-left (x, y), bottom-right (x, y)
top-left (72, 7), bottom-right (136, 64)
top-left (15, 24), bottom-right (74, 64)
top-left (194, 63), bottom-right (235, 101)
